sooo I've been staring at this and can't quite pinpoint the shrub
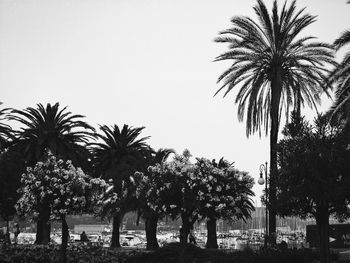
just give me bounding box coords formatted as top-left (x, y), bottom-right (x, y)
top-left (126, 242), bottom-right (338, 263)
top-left (0, 244), bottom-right (134, 263)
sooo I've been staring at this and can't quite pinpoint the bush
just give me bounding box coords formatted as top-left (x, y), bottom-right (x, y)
top-left (0, 244), bottom-right (135, 263)
top-left (126, 242), bottom-right (338, 263)
top-left (0, 243), bottom-right (339, 263)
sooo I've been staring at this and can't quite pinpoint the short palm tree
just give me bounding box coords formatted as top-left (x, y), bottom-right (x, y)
top-left (92, 124), bottom-right (150, 247)
top-left (9, 102), bottom-right (95, 244)
top-left (214, 0), bottom-right (335, 240)
top-left (328, 3), bottom-right (350, 126)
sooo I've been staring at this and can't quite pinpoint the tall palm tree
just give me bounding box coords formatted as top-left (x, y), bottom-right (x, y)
top-left (328, 3), bottom-right (350, 126)
top-left (214, 0), bottom-right (335, 241)
top-left (92, 124), bottom-right (150, 247)
top-left (9, 102), bottom-right (95, 244)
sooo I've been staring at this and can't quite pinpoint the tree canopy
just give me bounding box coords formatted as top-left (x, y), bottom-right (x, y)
top-left (277, 113), bottom-right (350, 263)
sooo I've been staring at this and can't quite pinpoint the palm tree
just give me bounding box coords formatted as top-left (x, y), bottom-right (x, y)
top-left (92, 124), bottom-right (150, 247)
top-left (214, 0), bottom-right (335, 241)
top-left (328, 2), bottom-right (350, 126)
top-left (9, 102), bottom-right (95, 244)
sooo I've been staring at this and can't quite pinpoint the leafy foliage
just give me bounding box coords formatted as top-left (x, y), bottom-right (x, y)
top-left (277, 113), bottom-right (350, 263)
top-left (194, 158), bottom-right (254, 222)
top-left (127, 242), bottom-right (327, 263)
top-left (137, 152), bottom-right (255, 237)
top-left (0, 146), bottom-right (26, 221)
top-left (0, 244), bottom-right (133, 263)
top-left (16, 151), bottom-right (108, 221)
top-left (277, 114), bottom-right (350, 219)
top-left (137, 151), bottom-right (197, 222)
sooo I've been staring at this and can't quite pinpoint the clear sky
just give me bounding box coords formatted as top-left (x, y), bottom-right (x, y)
top-left (0, 0), bottom-right (349, 205)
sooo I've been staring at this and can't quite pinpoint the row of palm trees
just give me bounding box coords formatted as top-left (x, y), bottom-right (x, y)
top-left (214, 0), bottom-right (350, 246)
top-left (0, 102), bottom-right (164, 246)
top-left (0, 102), bottom-right (253, 250)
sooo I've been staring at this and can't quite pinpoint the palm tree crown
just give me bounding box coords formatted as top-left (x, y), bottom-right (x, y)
top-left (328, 3), bottom-right (350, 124)
top-left (92, 124), bottom-right (150, 182)
top-left (9, 102), bottom-right (95, 165)
top-left (214, 0), bottom-right (335, 136)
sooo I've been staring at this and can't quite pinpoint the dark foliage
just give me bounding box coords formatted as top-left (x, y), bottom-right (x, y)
top-left (0, 146), bottom-right (26, 221)
top-left (126, 242), bottom-right (335, 263)
top-left (9, 102), bottom-right (95, 171)
top-left (277, 113), bottom-right (350, 263)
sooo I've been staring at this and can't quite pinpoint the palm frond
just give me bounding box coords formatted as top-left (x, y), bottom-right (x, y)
top-left (8, 102), bottom-right (95, 166)
top-left (215, 0), bottom-right (335, 137)
top-left (334, 30), bottom-right (350, 50)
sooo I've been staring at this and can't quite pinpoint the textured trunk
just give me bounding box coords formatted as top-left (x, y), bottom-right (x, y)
top-left (294, 88), bottom-right (301, 118)
top-left (180, 215), bottom-right (191, 244)
top-left (269, 71), bottom-right (282, 245)
top-left (35, 208), bottom-right (51, 244)
top-left (145, 212), bottom-right (159, 250)
top-left (316, 205), bottom-right (330, 263)
top-left (206, 217), bottom-right (218, 249)
top-left (60, 215), bottom-right (69, 263)
top-left (111, 215), bottom-right (121, 248)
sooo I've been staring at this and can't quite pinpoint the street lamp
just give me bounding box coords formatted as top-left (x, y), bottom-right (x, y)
top-left (258, 162), bottom-right (268, 247)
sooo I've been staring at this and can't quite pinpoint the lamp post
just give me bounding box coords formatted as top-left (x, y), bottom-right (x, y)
top-left (258, 162), bottom-right (268, 247)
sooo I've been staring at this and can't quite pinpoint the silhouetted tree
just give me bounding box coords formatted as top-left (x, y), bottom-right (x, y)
top-left (0, 146), bottom-right (25, 243)
top-left (92, 124), bottom-right (150, 247)
top-left (277, 114), bottom-right (350, 263)
top-left (214, 0), bottom-right (335, 241)
top-left (9, 102), bottom-right (95, 244)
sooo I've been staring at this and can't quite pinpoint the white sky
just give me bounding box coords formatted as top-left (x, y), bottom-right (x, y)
top-left (0, 0), bottom-right (349, 205)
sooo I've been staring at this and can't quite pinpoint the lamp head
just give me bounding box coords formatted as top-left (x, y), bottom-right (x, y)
top-left (258, 172), bottom-right (265, 185)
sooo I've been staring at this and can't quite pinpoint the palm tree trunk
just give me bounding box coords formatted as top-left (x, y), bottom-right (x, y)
top-left (111, 215), bottom-right (121, 248)
top-left (60, 215), bottom-right (69, 263)
top-left (294, 88), bottom-right (301, 118)
top-left (269, 74), bottom-right (282, 245)
top-left (206, 217), bottom-right (218, 249)
top-left (316, 204), bottom-right (330, 263)
top-left (145, 212), bottom-right (159, 250)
